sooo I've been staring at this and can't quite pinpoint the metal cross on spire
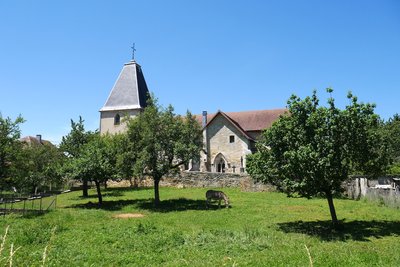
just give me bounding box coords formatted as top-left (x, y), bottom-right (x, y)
top-left (131, 43), bottom-right (136, 60)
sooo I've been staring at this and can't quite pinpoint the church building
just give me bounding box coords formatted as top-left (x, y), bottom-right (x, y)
top-left (100, 58), bottom-right (286, 173)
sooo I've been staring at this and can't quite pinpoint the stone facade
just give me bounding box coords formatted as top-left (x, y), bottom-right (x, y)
top-left (201, 114), bottom-right (253, 173)
top-left (100, 109), bottom-right (140, 135)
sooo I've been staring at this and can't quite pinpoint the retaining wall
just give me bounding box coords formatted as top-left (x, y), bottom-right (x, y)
top-left (130, 171), bottom-right (275, 192)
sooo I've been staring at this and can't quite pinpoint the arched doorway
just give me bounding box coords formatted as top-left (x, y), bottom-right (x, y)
top-left (214, 153), bottom-right (227, 173)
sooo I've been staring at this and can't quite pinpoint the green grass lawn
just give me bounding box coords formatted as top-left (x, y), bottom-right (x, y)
top-left (0, 187), bottom-right (399, 266)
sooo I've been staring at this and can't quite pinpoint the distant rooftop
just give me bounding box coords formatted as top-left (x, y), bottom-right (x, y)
top-left (20, 135), bottom-right (53, 146)
top-left (196, 109), bottom-right (287, 132)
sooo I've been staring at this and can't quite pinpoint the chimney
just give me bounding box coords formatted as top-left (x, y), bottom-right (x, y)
top-left (36, 134), bottom-right (42, 144)
top-left (202, 111), bottom-right (207, 127)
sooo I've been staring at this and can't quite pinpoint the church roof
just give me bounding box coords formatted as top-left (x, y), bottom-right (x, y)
top-left (100, 60), bottom-right (150, 112)
top-left (196, 108), bottom-right (287, 134)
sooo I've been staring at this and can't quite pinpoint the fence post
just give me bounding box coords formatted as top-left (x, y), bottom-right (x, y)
top-left (39, 197), bottom-right (42, 212)
top-left (10, 195), bottom-right (13, 211)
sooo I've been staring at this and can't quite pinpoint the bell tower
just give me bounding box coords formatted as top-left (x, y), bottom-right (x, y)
top-left (99, 58), bottom-right (150, 134)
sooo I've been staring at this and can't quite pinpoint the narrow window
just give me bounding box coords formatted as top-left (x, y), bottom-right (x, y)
top-left (114, 114), bottom-right (121, 125)
top-left (229, 135), bottom-right (235, 143)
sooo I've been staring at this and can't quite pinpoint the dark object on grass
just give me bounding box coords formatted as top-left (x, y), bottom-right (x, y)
top-left (206, 190), bottom-right (230, 208)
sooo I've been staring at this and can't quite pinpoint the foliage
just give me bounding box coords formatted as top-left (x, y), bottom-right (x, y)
top-left (0, 114), bottom-right (25, 189)
top-left (60, 116), bottom-right (95, 196)
top-left (113, 133), bottom-right (137, 184)
top-left (247, 89), bottom-right (390, 225)
top-left (67, 134), bottom-right (116, 204)
top-left (14, 141), bottom-right (65, 194)
top-left (1, 188), bottom-right (400, 266)
top-left (126, 98), bottom-right (203, 206)
top-left (60, 116), bottom-right (94, 158)
top-left (381, 114), bottom-right (400, 174)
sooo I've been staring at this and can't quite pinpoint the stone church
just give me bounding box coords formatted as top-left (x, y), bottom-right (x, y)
top-left (100, 58), bottom-right (286, 173)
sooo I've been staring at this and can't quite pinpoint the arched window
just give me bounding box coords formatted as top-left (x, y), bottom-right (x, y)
top-left (114, 114), bottom-right (121, 125)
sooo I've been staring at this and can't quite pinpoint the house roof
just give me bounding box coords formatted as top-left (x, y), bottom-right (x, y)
top-left (100, 60), bottom-right (150, 112)
top-left (195, 108), bottom-right (287, 132)
top-left (20, 136), bottom-right (53, 146)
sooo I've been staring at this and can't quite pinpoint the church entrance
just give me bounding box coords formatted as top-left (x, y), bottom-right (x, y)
top-left (214, 153), bottom-right (227, 173)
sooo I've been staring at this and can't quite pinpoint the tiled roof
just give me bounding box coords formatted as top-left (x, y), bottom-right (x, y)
top-left (195, 108), bottom-right (287, 132)
top-left (20, 136), bottom-right (53, 146)
top-left (100, 60), bottom-right (150, 112)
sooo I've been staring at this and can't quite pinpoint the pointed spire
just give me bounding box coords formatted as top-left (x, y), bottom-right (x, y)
top-left (100, 59), bottom-right (149, 111)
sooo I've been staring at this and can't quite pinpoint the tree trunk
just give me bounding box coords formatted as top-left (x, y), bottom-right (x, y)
top-left (82, 180), bottom-right (89, 197)
top-left (154, 178), bottom-right (160, 207)
top-left (326, 191), bottom-right (338, 226)
top-left (94, 180), bottom-right (103, 205)
top-left (104, 180), bottom-right (107, 189)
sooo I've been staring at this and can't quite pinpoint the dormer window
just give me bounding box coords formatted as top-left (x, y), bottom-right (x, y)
top-left (114, 114), bottom-right (121, 125)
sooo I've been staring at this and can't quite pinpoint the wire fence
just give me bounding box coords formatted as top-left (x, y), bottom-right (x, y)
top-left (0, 193), bottom-right (57, 216)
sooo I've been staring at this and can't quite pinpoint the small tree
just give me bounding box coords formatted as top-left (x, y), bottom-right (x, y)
top-left (68, 134), bottom-right (115, 204)
top-left (15, 141), bottom-right (64, 194)
top-left (126, 99), bottom-right (202, 206)
top-left (0, 114), bottom-right (24, 189)
top-left (60, 117), bottom-right (95, 197)
top-left (247, 89), bottom-right (389, 226)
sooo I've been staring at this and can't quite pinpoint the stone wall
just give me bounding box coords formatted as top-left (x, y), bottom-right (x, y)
top-left (345, 176), bottom-right (400, 200)
top-left (135, 171), bottom-right (275, 192)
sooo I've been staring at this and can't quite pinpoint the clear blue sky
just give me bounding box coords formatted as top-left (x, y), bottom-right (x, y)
top-left (0, 0), bottom-right (399, 144)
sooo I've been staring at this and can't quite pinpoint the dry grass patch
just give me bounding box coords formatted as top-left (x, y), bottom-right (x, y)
top-left (112, 213), bottom-right (145, 219)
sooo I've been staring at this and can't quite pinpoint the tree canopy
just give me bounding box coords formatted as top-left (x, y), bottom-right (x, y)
top-left (0, 114), bottom-right (24, 189)
top-left (126, 98), bottom-right (202, 206)
top-left (60, 116), bottom-right (95, 197)
top-left (247, 89), bottom-right (389, 225)
top-left (67, 134), bottom-right (116, 204)
top-left (381, 114), bottom-right (400, 174)
top-left (14, 140), bottom-right (65, 194)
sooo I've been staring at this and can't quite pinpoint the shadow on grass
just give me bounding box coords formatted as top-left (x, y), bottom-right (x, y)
top-left (68, 197), bottom-right (226, 212)
top-left (73, 187), bottom-right (153, 200)
top-left (278, 219), bottom-right (400, 242)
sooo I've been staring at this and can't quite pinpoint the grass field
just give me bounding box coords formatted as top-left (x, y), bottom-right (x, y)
top-left (0, 187), bottom-right (399, 266)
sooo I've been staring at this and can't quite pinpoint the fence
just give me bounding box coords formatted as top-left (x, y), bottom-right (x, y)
top-left (346, 176), bottom-right (400, 208)
top-left (0, 193), bottom-right (57, 216)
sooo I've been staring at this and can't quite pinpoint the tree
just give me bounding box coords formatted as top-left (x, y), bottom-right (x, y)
top-left (113, 133), bottom-right (138, 187)
top-left (68, 134), bottom-right (115, 204)
top-left (126, 99), bottom-right (202, 206)
top-left (15, 141), bottom-right (64, 194)
top-left (247, 89), bottom-right (389, 226)
top-left (0, 114), bottom-right (24, 189)
top-left (382, 114), bottom-right (400, 174)
top-left (60, 117), bottom-right (95, 197)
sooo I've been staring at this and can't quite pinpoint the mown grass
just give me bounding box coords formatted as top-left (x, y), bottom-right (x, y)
top-left (0, 187), bottom-right (399, 266)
